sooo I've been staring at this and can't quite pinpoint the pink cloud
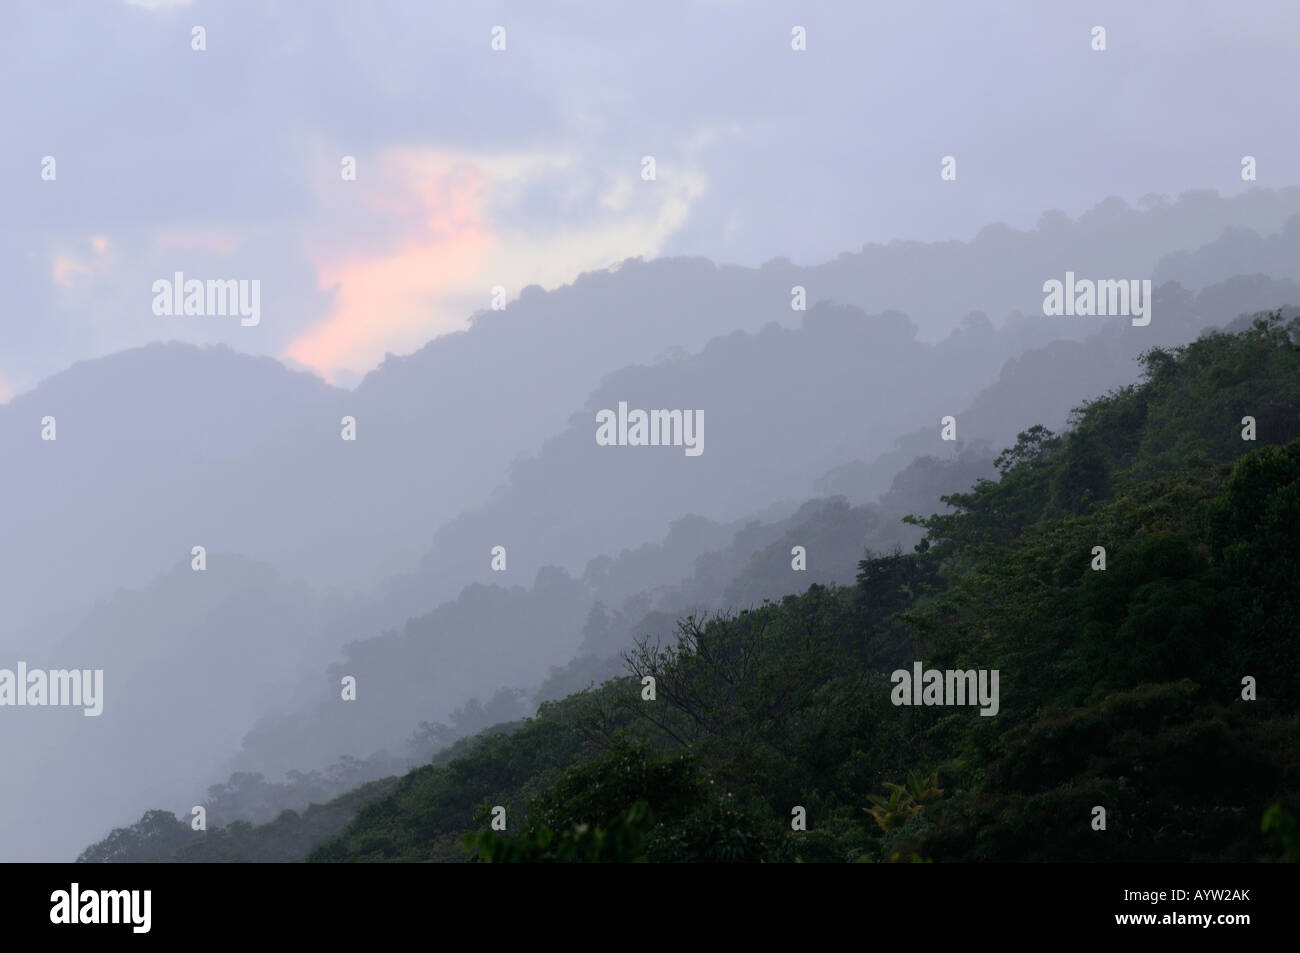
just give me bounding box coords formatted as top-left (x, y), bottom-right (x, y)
top-left (284, 153), bottom-right (495, 379)
top-left (51, 235), bottom-right (115, 287)
top-left (52, 256), bottom-right (89, 287)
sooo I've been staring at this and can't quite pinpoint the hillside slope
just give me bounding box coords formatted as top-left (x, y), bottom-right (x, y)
top-left (80, 312), bottom-right (1300, 862)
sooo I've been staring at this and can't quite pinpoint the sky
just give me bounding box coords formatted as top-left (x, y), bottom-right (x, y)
top-left (1, 0), bottom-right (1298, 394)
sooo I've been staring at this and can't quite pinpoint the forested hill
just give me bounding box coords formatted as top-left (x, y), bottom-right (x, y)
top-left (81, 313), bottom-right (1300, 862)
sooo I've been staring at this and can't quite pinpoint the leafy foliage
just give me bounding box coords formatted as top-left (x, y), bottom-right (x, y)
top-left (83, 314), bottom-right (1300, 863)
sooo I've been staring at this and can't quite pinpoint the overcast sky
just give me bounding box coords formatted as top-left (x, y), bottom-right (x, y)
top-left (1, 0), bottom-right (1297, 395)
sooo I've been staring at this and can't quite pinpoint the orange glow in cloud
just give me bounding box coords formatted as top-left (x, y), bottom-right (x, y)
top-left (284, 153), bottom-right (495, 379)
